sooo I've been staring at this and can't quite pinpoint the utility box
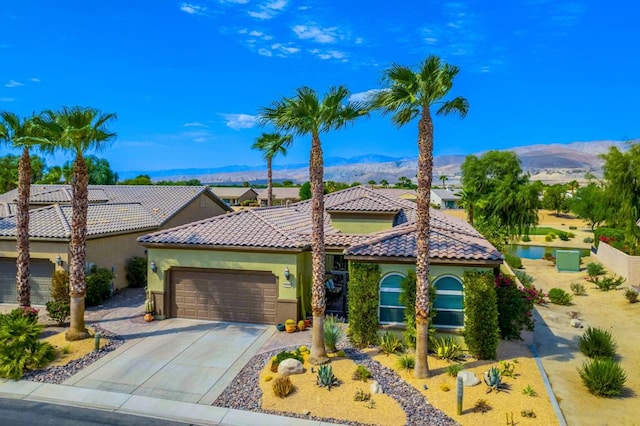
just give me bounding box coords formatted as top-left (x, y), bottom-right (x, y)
top-left (556, 249), bottom-right (581, 272)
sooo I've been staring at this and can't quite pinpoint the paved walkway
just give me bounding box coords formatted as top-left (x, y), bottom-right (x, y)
top-left (0, 289), bottom-right (333, 426)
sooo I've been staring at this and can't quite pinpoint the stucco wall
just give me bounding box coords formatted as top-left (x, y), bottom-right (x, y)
top-left (163, 193), bottom-right (229, 229)
top-left (329, 213), bottom-right (395, 234)
top-left (594, 242), bottom-right (640, 285)
top-left (378, 263), bottom-right (493, 280)
top-left (0, 239), bottom-right (67, 275)
top-left (87, 231), bottom-right (150, 289)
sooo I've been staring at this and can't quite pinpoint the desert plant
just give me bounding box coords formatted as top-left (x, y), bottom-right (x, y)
top-left (521, 235), bottom-right (531, 242)
top-left (85, 266), bottom-right (114, 307)
top-left (463, 271), bottom-right (499, 360)
top-left (270, 350), bottom-right (304, 372)
top-left (521, 409), bottom-right (536, 418)
top-left (473, 399), bottom-right (492, 413)
top-left (45, 301), bottom-right (70, 326)
top-left (513, 270), bottom-right (534, 287)
top-left (579, 327), bottom-right (617, 359)
top-left (431, 336), bottom-right (463, 361)
top-left (396, 353), bottom-right (415, 371)
top-left (323, 315), bottom-right (344, 352)
top-left (586, 262), bottom-right (606, 277)
top-left (0, 315), bottom-right (56, 379)
top-left (569, 225), bottom-right (577, 230)
top-left (625, 288), bottom-right (639, 303)
top-left (347, 263), bottom-right (381, 347)
top-left (49, 269), bottom-right (70, 302)
top-left (7, 306), bottom-right (39, 321)
top-left (499, 360), bottom-right (516, 378)
top-left (591, 275), bottom-right (625, 291)
top-left (353, 388), bottom-right (371, 401)
top-left (439, 382), bottom-right (450, 392)
top-left (522, 384), bottom-right (537, 397)
top-left (578, 358), bottom-right (627, 397)
top-left (335, 350), bottom-right (346, 357)
top-left (61, 344), bottom-right (71, 355)
top-left (483, 366), bottom-right (504, 393)
top-left (272, 375), bottom-right (294, 398)
top-left (504, 253), bottom-right (522, 269)
top-left (548, 288), bottom-right (572, 305)
top-left (558, 231), bottom-right (570, 241)
top-left (583, 237), bottom-right (594, 244)
top-left (379, 331), bottom-right (403, 355)
top-left (352, 365), bottom-right (372, 382)
top-left (125, 256), bottom-right (147, 288)
top-left (446, 363), bottom-right (465, 377)
top-left (570, 281), bottom-right (587, 296)
top-left (316, 364), bottom-right (339, 390)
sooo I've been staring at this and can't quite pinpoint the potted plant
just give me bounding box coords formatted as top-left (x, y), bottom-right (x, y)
top-left (144, 287), bottom-right (155, 322)
top-left (276, 323), bottom-right (285, 332)
top-left (285, 319), bottom-right (296, 333)
top-left (297, 320), bottom-right (306, 331)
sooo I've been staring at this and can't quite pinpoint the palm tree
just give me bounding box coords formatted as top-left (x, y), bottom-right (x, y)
top-left (457, 187), bottom-right (482, 226)
top-left (371, 55), bottom-right (468, 378)
top-left (0, 112), bottom-right (50, 307)
top-left (367, 179), bottom-right (376, 188)
top-left (380, 179), bottom-right (389, 188)
top-left (41, 106), bottom-right (117, 341)
top-left (251, 133), bottom-right (292, 206)
top-left (260, 86), bottom-right (366, 364)
top-left (439, 175), bottom-right (448, 189)
top-left (397, 176), bottom-right (412, 188)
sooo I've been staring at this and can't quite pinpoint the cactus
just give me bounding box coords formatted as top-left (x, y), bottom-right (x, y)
top-left (457, 374), bottom-right (464, 415)
top-left (272, 375), bottom-right (294, 398)
top-left (317, 364), bottom-right (339, 390)
top-left (484, 366), bottom-right (503, 393)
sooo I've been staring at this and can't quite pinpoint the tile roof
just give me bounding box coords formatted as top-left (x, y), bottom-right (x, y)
top-left (256, 187), bottom-right (301, 200)
top-left (375, 188), bottom-right (417, 200)
top-left (431, 188), bottom-right (461, 201)
top-left (210, 187), bottom-right (258, 198)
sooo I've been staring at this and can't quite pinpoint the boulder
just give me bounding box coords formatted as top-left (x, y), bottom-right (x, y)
top-left (370, 380), bottom-right (384, 394)
top-left (570, 318), bottom-right (583, 328)
top-left (457, 370), bottom-right (480, 387)
top-left (277, 358), bottom-right (304, 376)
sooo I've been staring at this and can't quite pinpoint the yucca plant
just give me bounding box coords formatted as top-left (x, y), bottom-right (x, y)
top-left (379, 331), bottom-right (403, 355)
top-left (317, 364), bottom-right (339, 390)
top-left (396, 352), bottom-right (415, 371)
top-left (431, 336), bottom-right (463, 361)
top-left (0, 315), bottom-right (56, 380)
top-left (323, 315), bottom-right (344, 352)
top-left (446, 363), bottom-right (465, 377)
top-left (578, 358), bottom-right (627, 397)
top-left (579, 327), bottom-right (617, 359)
top-left (483, 366), bottom-right (504, 393)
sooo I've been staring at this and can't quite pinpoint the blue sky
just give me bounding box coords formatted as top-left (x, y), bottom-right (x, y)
top-left (1, 1), bottom-right (639, 174)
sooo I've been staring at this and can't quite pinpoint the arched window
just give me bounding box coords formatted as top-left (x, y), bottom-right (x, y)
top-left (379, 273), bottom-right (405, 324)
top-left (432, 275), bottom-right (464, 329)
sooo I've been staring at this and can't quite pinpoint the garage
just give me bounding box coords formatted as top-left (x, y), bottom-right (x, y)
top-left (0, 258), bottom-right (54, 305)
top-left (169, 268), bottom-right (277, 324)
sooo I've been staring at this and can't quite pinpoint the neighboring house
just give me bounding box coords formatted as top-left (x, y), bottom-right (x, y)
top-left (139, 186), bottom-right (502, 329)
top-left (0, 185), bottom-right (231, 304)
top-left (256, 187), bottom-right (301, 206)
top-left (375, 188), bottom-right (417, 202)
top-left (210, 187), bottom-right (258, 207)
top-left (430, 189), bottom-right (461, 209)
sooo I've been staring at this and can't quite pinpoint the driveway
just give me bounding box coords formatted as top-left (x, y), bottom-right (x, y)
top-left (64, 318), bottom-right (273, 404)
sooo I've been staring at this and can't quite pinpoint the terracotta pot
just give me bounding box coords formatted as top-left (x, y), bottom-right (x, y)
top-left (304, 319), bottom-right (311, 328)
top-left (144, 313), bottom-right (154, 322)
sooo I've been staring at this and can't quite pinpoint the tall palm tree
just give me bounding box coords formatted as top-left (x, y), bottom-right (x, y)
top-left (439, 174), bottom-right (448, 189)
top-left (41, 107), bottom-right (117, 341)
top-left (457, 187), bottom-right (482, 226)
top-left (251, 133), bottom-right (292, 206)
top-left (371, 55), bottom-right (468, 378)
top-left (0, 112), bottom-right (50, 306)
top-left (260, 86), bottom-right (366, 364)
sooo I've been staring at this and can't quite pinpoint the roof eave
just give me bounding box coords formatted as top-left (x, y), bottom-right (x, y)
top-left (139, 242), bottom-right (308, 253)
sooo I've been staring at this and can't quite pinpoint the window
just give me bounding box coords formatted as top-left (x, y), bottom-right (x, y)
top-left (379, 273), bottom-right (405, 324)
top-left (432, 275), bottom-right (464, 328)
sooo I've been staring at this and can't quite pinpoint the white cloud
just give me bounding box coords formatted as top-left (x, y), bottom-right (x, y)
top-left (5, 80), bottom-right (23, 88)
top-left (220, 0), bottom-right (249, 3)
top-left (292, 24), bottom-right (338, 43)
top-left (221, 113), bottom-right (257, 130)
top-left (257, 48), bottom-right (273, 57)
top-left (349, 89), bottom-right (382, 103)
top-left (179, 3), bottom-right (207, 15)
top-left (30, 78), bottom-right (41, 83)
top-left (0, 97), bottom-right (15, 102)
top-left (271, 43), bottom-right (300, 55)
top-left (309, 48), bottom-right (347, 61)
top-left (183, 122), bottom-right (207, 128)
top-left (248, 0), bottom-right (288, 20)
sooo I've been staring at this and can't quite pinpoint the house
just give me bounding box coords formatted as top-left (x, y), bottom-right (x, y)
top-left (209, 187), bottom-right (258, 207)
top-left (430, 188), bottom-right (461, 209)
top-left (375, 188), bottom-right (417, 202)
top-left (139, 186), bottom-right (502, 329)
top-left (256, 187), bottom-right (301, 206)
top-left (0, 185), bottom-right (231, 304)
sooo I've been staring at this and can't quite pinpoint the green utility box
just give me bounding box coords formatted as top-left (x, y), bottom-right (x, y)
top-left (556, 249), bottom-right (581, 272)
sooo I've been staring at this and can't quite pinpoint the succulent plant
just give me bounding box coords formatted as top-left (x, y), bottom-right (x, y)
top-left (317, 364), bottom-right (339, 390)
top-left (483, 366), bottom-right (504, 393)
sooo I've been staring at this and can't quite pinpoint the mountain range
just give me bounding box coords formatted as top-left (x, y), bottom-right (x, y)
top-left (119, 140), bottom-right (635, 185)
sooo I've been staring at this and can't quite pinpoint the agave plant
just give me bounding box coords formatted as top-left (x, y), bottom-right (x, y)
top-left (483, 366), bottom-right (504, 393)
top-left (316, 364), bottom-right (339, 390)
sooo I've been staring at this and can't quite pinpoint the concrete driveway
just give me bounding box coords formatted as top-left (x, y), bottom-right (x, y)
top-left (64, 319), bottom-right (273, 404)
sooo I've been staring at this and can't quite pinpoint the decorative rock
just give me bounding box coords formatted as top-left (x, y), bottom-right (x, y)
top-left (457, 370), bottom-right (480, 387)
top-left (570, 318), bottom-right (583, 328)
top-left (370, 380), bottom-right (384, 394)
top-left (277, 358), bottom-right (304, 376)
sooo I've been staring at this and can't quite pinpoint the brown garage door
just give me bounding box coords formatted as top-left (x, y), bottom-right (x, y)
top-left (170, 268), bottom-right (277, 324)
top-left (0, 258), bottom-right (54, 305)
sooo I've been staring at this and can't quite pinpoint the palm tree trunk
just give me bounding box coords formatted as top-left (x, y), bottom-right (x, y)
top-left (308, 133), bottom-right (329, 365)
top-left (414, 108), bottom-right (434, 379)
top-left (267, 157), bottom-right (273, 207)
top-left (16, 147), bottom-right (31, 307)
top-left (66, 153), bottom-right (90, 341)
top-left (468, 204), bottom-right (474, 226)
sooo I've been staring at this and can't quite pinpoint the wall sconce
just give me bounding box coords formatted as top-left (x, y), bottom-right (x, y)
top-left (284, 267), bottom-right (290, 280)
top-left (55, 255), bottom-right (63, 266)
top-left (150, 261), bottom-right (158, 273)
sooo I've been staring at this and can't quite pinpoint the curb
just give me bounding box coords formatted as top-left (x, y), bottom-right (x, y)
top-left (528, 344), bottom-right (567, 426)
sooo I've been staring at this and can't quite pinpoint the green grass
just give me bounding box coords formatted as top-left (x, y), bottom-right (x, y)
top-left (521, 227), bottom-right (565, 236)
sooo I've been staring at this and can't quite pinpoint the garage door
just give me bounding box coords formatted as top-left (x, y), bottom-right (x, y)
top-left (170, 268), bottom-right (277, 324)
top-left (0, 258), bottom-right (54, 305)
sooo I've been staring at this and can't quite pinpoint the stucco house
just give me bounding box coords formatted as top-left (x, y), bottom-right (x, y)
top-left (209, 187), bottom-right (258, 207)
top-left (430, 188), bottom-right (461, 209)
top-left (0, 185), bottom-right (231, 304)
top-left (139, 186), bottom-right (502, 329)
top-left (256, 187), bottom-right (301, 206)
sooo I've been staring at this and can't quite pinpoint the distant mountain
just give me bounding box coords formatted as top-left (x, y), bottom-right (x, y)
top-left (118, 140), bottom-right (634, 185)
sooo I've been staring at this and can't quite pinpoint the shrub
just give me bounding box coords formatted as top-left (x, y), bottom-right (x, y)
top-left (504, 253), bottom-right (522, 269)
top-left (522, 384), bottom-right (537, 397)
top-left (347, 263), bottom-right (380, 347)
top-left (45, 301), bottom-right (70, 326)
top-left (473, 399), bottom-right (491, 413)
top-left (548, 288), bottom-right (573, 305)
top-left (431, 336), bottom-right (463, 361)
top-left (85, 267), bottom-right (114, 307)
top-left (352, 365), bottom-right (372, 382)
top-left (579, 327), bottom-right (617, 359)
top-left (570, 282), bottom-right (587, 296)
top-left (495, 274), bottom-right (535, 339)
top-left (324, 315), bottom-right (344, 352)
top-left (544, 234), bottom-right (553, 242)
top-left (578, 358), bottom-right (626, 397)
top-left (586, 262), bottom-right (606, 277)
top-left (379, 331), bottom-right (403, 355)
top-left (316, 364), bottom-right (339, 389)
top-left (0, 315), bottom-right (56, 379)
top-left (446, 363), bottom-right (465, 377)
top-left (499, 360), bottom-right (516, 378)
top-left (521, 235), bottom-right (531, 242)
top-left (270, 350), bottom-right (304, 372)
top-left (557, 231), bottom-right (570, 241)
top-left (396, 353), bottom-right (415, 371)
top-left (125, 257), bottom-right (147, 288)
top-left (569, 226), bottom-right (577, 230)
top-left (398, 271), bottom-right (436, 349)
top-left (463, 271), bottom-right (499, 360)
top-left (272, 375), bottom-right (294, 398)
top-left (624, 288), bottom-right (638, 303)
top-left (353, 389), bottom-right (371, 401)
top-left (591, 275), bottom-right (626, 291)
top-left (514, 270), bottom-right (534, 287)
top-left (584, 237), bottom-right (594, 244)
top-left (50, 270), bottom-right (70, 302)
top-left (7, 306), bottom-right (39, 321)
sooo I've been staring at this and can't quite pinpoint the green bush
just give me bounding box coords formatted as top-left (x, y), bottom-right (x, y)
top-left (544, 235), bottom-right (553, 242)
top-left (49, 270), bottom-right (70, 302)
top-left (125, 257), bottom-right (147, 288)
top-left (591, 275), bottom-right (625, 291)
top-left (463, 271), bottom-right (499, 360)
top-left (45, 301), bottom-right (70, 326)
top-left (270, 349), bottom-right (304, 372)
top-left (324, 315), bottom-right (344, 352)
top-left (521, 235), bottom-right (531, 242)
top-left (0, 314), bottom-right (56, 379)
top-left (495, 274), bottom-right (534, 339)
top-left (558, 231), bottom-right (570, 241)
top-left (446, 363), bottom-right (465, 377)
top-left (570, 282), bottom-right (587, 296)
top-left (569, 226), bottom-right (577, 230)
top-left (625, 288), bottom-right (638, 303)
top-left (347, 263), bottom-right (380, 347)
top-left (85, 266), bottom-right (114, 307)
top-left (583, 237), bottom-right (594, 244)
top-left (579, 327), bottom-right (617, 359)
top-left (7, 306), bottom-right (39, 321)
top-left (504, 253), bottom-right (522, 269)
top-left (396, 353), bottom-right (415, 371)
top-left (578, 358), bottom-right (626, 397)
top-left (548, 288), bottom-right (573, 305)
top-left (379, 331), bottom-right (403, 355)
top-left (514, 270), bottom-right (534, 287)
top-left (398, 271), bottom-right (436, 349)
top-left (430, 336), bottom-right (463, 361)
top-left (586, 262), bottom-right (606, 277)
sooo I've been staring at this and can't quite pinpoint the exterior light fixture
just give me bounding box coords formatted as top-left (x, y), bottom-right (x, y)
top-left (55, 255), bottom-right (63, 266)
top-left (150, 261), bottom-right (158, 273)
top-left (284, 267), bottom-right (290, 280)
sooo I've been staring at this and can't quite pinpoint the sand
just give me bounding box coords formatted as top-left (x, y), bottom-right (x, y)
top-left (41, 328), bottom-right (109, 367)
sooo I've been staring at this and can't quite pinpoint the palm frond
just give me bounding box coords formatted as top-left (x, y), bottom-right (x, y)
top-left (437, 96), bottom-right (469, 118)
